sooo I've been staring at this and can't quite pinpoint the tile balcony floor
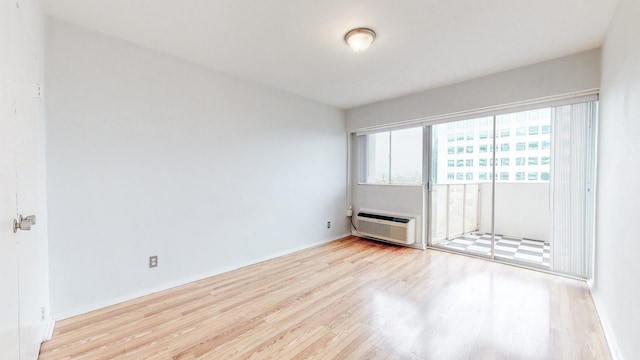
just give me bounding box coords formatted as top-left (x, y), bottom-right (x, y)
top-left (438, 232), bottom-right (550, 268)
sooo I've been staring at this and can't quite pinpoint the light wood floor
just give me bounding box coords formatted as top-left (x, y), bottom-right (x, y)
top-left (39, 236), bottom-right (610, 360)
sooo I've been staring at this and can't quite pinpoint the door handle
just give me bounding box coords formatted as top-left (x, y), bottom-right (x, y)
top-left (13, 215), bottom-right (36, 233)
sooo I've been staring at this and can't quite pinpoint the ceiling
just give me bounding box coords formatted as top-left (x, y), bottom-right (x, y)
top-left (43, 0), bottom-right (618, 109)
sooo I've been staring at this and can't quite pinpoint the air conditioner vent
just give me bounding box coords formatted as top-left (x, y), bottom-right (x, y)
top-left (357, 212), bottom-right (411, 223)
top-left (356, 212), bottom-right (415, 245)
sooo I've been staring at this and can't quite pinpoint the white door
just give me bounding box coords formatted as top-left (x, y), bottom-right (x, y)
top-left (0, 73), bottom-right (20, 360)
top-left (14, 26), bottom-right (48, 360)
top-left (1, 0), bottom-right (48, 358)
top-left (0, 0), bottom-right (21, 358)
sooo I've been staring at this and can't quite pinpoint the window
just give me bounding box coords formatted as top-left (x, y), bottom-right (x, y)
top-left (479, 117), bottom-right (489, 126)
top-left (542, 125), bottom-right (551, 134)
top-left (500, 129), bottom-right (510, 138)
top-left (390, 128), bottom-right (423, 184)
top-left (500, 172), bottom-right (509, 181)
top-left (466, 159), bottom-right (474, 167)
top-left (529, 142), bottom-right (539, 150)
top-left (365, 132), bottom-right (390, 183)
top-left (447, 160), bottom-right (455, 167)
top-left (516, 142), bottom-right (526, 151)
top-left (447, 173), bottom-right (455, 180)
top-left (500, 158), bottom-right (509, 166)
top-left (466, 146), bottom-right (474, 153)
top-left (457, 146), bottom-right (464, 154)
top-left (362, 127), bottom-right (422, 184)
top-left (516, 157), bottom-right (525, 166)
top-left (542, 140), bottom-right (551, 150)
top-left (457, 133), bottom-right (464, 141)
top-left (528, 110), bottom-right (539, 120)
top-left (479, 145), bottom-right (488, 153)
top-left (456, 173), bottom-right (464, 180)
top-left (528, 172), bottom-right (538, 181)
top-left (466, 172), bottom-right (474, 180)
top-left (479, 172), bottom-right (487, 181)
top-left (466, 132), bottom-right (474, 140)
top-left (479, 130), bottom-right (488, 139)
top-left (516, 127), bottom-right (526, 136)
top-left (479, 159), bottom-right (487, 166)
top-left (448, 134), bottom-right (455, 142)
top-left (542, 156), bottom-right (550, 165)
top-left (528, 157), bottom-right (538, 165)
top-left (529, 126), bottom-right (539, 135)
top-left (500, 143), bottom-right (510, 152)
top-left (541, 108), bottom-right (551, 118)
top-left (465, 119), bottom-right (475, 128)
top-left (497, 115), bottom-right (510, 124)
top-left (457, 160), bottom-right (464, 167)
top-left (541, 172), bottom-right (550, 180)
top-left (447, 147), bottom-right (455, 154)
top-left (516, 172), bottom-right (525, 180)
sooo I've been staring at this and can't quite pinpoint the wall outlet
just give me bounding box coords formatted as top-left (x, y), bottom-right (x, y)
top-left (327, 221), bottom-right (331, 228)
top-left (149, 256), bottom-right (158, 268)
top-left (346, 208), bottom-right (353, 217)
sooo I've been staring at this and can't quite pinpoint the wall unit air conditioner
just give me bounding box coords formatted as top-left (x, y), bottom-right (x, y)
top-left (356, 212), bottom-right (416, 245)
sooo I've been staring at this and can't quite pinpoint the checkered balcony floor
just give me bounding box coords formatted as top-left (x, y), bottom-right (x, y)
top-left (439, 232), bottom-right (550, 268)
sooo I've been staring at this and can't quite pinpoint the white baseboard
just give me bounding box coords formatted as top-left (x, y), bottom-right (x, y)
top-left (588, 281), bottom-right (623, 360)
top-left (42, 317), bottom-right (56, 342)
top-left (52, 234), bottom-right (351, 321)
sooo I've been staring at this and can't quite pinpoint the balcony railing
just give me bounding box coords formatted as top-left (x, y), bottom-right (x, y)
top-left (431, 182), bottom-right (551, 244)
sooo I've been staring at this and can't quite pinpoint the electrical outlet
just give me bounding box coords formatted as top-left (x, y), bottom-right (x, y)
top-left (327, 221), bottom-right (331, 228)
top-left (149, 256), bottom-right (158, 268)
top-left (40, 307), bottom-right (45, 321)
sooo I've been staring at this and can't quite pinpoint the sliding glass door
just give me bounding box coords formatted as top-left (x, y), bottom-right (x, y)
top-left (427, 101), bottom-right (597, 277)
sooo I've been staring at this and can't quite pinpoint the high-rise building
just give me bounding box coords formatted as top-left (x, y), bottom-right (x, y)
top-left (434, 109), bottom-right (552, 184)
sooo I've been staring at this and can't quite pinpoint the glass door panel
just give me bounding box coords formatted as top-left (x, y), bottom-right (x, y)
top-left (429, 117), bottom-right (494, 257)
top-left (491, 110), bottom-right (552, 269)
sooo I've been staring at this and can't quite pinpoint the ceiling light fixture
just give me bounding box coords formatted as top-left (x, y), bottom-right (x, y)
top-left (344, 28), bottom-right (376, 53)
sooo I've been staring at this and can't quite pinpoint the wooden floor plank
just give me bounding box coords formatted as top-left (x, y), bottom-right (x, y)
top-left (39, 236), bottom-right (611, 360)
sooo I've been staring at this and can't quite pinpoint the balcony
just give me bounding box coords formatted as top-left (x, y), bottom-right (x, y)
top-left (431, 182), bottom-right (551, 268)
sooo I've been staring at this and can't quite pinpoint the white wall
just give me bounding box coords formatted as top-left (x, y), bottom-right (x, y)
top-left (346, 49), bottom-right (601, 131)
top-left (45, 19), bottom-right (348, 318)
top-left (592, 0), bottom-right (640, 358)
top-left (478, 182), bottom-right (551, 241)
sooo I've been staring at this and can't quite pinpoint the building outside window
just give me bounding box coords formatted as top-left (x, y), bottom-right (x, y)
top-left (434, 109), bottom-right (552, 183)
